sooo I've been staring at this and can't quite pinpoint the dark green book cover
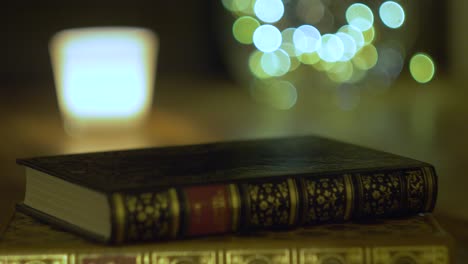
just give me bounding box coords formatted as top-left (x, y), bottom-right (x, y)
top-left (16, 135), bottom-right (437, 243)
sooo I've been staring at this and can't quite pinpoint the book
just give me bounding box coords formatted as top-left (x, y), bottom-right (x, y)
top-left (0, 212), bottom-right (453, 264)
top-left (16, 135), bottom-right (438, 243)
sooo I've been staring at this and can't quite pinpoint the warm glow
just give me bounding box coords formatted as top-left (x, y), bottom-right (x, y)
top-left (254, 0), bottom-right (284, 23)
top-left (253, 25), bottom-right (282, 52)
top-left (50, 27), bottom-right (157, 129)
top-left (346, 3), bottom-right (374, 31)
top-left (410, 53), bottom-right (435, 84)
top-left (379, 1), bottom-right (405, 29)
top-left (233, 16), bottom-right (260, 44)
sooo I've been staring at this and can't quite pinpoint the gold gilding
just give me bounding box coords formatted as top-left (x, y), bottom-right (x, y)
top-left (228, 184), bottom-right (241, 232)
top-left (423, 167), bottom-right (435, 212)
top-left (169, 188), bottom-right (180, 238)
top-left (112, 193), bottom-right (126, 243)
top-left (287, 178), bottom-right (299, 226)
top-left (343, 174), bottom-right (354, 221)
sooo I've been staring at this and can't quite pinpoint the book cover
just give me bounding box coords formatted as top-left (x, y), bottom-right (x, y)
top-left (0, 212), bottom-right (453, 264)
top-left (16, 135), bottom-right (438, 243)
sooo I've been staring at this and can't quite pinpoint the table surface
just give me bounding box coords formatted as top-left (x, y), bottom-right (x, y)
top-left (0, 76), bottom-right (467, 260)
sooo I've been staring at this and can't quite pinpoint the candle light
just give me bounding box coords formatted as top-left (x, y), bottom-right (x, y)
top-left (50, 27), bottom-right (158, 133)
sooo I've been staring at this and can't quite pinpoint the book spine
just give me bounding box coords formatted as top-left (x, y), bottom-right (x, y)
top-left (109, 166), bottom-right (437, 243)
top-left (0, 245), bottom-right (450, 264)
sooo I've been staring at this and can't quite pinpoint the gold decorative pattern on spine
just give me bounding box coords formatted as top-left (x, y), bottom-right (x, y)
top-left (0, 255), bottom-right (68, 264)
top-left (228, 184), bottom-right (241, 232)
top-left (169, 188), bottom-right (180, 238)
top-left (112, 192), bottom-right (126, 243)
top-left (287, 178), bottom-right (298, 226)
top-left (226, 249), bottom-right (290, 264)
top-left (343, 174), bottom-right (354, 221)
top-left (299, 248), bottom-right (363, 264)
top-left (152, 251), bottom-right (216, 264)
top-left (423, 167), bottom-right (434, 212)
top-left (372, 246), bottom-right (448, 264)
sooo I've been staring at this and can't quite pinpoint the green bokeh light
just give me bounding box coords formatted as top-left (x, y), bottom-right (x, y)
top-left (346, 3), bottom-right (374, 31)
top-left (233, 16), bottom-right (260, 44)
top-left (409, 53), bottom-right (435, 84)
top-left (352, 44), bottom-right (378, 70)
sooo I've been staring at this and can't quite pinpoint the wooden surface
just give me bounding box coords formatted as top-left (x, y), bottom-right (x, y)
top-left (0, 76), bottom-right (467, 259)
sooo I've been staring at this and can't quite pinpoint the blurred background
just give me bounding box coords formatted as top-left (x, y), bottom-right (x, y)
top-left (1, 0), bottom-right (468, 250)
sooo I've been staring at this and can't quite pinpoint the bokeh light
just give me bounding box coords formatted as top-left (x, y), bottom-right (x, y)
top-left (362, 27), bottom-right (376, 44)
top-left (249, 50), bottom-right (270, 79)
top-left (253, 25), bottom-right (282, 52)
top-left (345, 3), bottom-right (374, 31)
top-left (379, 1), bottom-right (405, 29)
top-left (352, 44), bottom-right (378, 70)
top-left (338, 25), bottom-right (364, 51)
top-left (222, 0), bottom-right (252, 13)
top-left (261, 49), bottom-right (291, 77)
top-left (293, 25), bottom-right (322, 54)
top-left (336, 32), bottom-right (357, 62)
top-left (409, 53), bottom-right (435, 83)
top-left (232, 16), bottom-right (260, 44)
top-left (375, 47), bottom-right (404, 80)
top-left (328, 61), bottom-right (354, 83)
top-left (254, 0), bottom-right (285, 23)
top-left (296, 0), bottom-right (325, 25)
top-left (251, 80), bottom-right (298, 110)
top-left (318, 34), bottom-right (344, 62)
top-left (298, 52), bottom-right (321, 65)
top-left (281, 28), bottom-right (298, 57)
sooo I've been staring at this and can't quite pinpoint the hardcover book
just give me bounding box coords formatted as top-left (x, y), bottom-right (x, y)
top-left (16, 135), bottom-right (438, 243)
top-left (0, 212), bottom-right (453, 264)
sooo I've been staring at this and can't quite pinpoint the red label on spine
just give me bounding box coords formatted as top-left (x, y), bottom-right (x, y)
top-left (183, 184), bottom-right (231, 236)
top-left (80, 256), bottom-right (137, 264)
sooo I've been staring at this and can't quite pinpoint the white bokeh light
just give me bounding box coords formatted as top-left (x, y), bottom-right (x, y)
top-left (254, 0), bottom-right (285, 23)
top-left (346, 3), bottom-right (374, 31)
top-left (379, 1), bottom-right (405, 29)
top-left (253, 25), bottom-right (282, 52)
top-left (336, 32), bottom-right (357, 62)
top-left (261, 49), bottom-right (291, 76)
top-left (338, 25), bottom-right (364, 51)
top-left (318, 34), bottom-right (344, 62)
top-left (293, 25), bottom-right (322, 54)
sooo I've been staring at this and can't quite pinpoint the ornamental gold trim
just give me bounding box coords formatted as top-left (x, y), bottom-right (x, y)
top-left (152, 251), bottom-right (216, 264)
top-left (372, 246), bottom-right (449, 264)
top-left (423, 167), bottom-right (435, 212)
top-left (0, 254), bottom-right (68, 264)
top-left (287, 178), bottom-right (299, 226)
top-left (169, 188), bottom-right (180, 238)
top-left (228, 184), bottom-right (241, 232)
top-left (343, 174), bottom-right (354, 221)
top-left (112, 192), bottom-right (126, 243)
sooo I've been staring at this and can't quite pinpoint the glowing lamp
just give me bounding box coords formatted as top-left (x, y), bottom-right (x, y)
top-left (49, 27), bottom-right (158, 131)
